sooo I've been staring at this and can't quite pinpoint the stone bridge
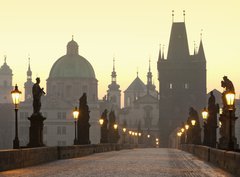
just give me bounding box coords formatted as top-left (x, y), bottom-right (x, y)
top-left (0, 144), bottom-right (237, 177)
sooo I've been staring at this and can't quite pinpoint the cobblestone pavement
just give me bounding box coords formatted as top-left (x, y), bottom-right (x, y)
top-left (0, 148), bottom-right (234, 177)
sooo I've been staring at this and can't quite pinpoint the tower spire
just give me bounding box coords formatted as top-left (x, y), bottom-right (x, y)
top-left (111, 57), bottom-right (117, 83)
top-left (113, 57), bottom-right (115, 72)
top-left (183, 10), bottom-right (186, 22)
top-left (4, 55), bottom-right (6, 64)
top-left (172, 10), bottom-right (174, 23)
top-left (162, 45), bottom-right (165, 59)
top-left (158, 44), bottom-right (162, 61)
top-left (194, 41), bottom-right (196, 55)
top-left (137, 67), bottom-right (139, 77)
top-left (148, 57), bottom-right (151, 72)
top-left (27, 56), bottom-right (32, 81)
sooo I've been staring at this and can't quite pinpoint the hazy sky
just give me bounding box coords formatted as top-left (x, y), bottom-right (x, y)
top-left (1, 0), bottom-right (240, 102)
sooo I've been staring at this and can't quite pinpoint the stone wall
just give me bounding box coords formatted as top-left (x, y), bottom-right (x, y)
top-left (180, 144), bottom-right (240, 176)
top-left (0, 144), bottom-right (133, 172)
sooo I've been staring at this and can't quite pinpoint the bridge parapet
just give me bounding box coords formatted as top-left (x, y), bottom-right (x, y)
top-left (180, 144), bottom-right (240, 176)
top-left (0, 144), bottom-right (133, 172)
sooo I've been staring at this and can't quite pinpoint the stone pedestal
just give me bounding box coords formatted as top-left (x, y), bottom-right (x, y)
top-left (218, 112), bottom-right (238, 150)
top-left (27, 113), bottom-right (46, 148)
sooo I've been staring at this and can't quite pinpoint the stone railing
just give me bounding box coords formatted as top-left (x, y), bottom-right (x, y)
top-left (180, 144), bottom-right (240, 176)
top-left (0, 144), bottom-right (134, 172)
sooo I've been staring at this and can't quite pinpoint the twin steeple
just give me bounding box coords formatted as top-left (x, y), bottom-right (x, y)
top-left (163, 11), bottom-right (205, 61)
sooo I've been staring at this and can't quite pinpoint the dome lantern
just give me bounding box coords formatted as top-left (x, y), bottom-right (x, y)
top-left (67, 36), bottom-right (79, 55)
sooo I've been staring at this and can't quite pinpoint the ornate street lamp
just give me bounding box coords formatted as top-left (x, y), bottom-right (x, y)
top-left (225, 91), bottom-right (235, 150)
top-left (73, 107), bottom-right (79, 145)
top-left (11, 84), bottom-right (22, 149)
top-left (181, 128), bottom-right (185, 133)
top-left (99, 118), bottom-right (104, 126)
top-left (122, 127), bottom-right (127, 144)
top-left (113, 123), bottom-right (118, 130)
top-left (202, 107), bottom-right (208, 121)
top-left (191, 120), bottom-right (196, 126)
top-left (202, 107), bottom-right (209, 146)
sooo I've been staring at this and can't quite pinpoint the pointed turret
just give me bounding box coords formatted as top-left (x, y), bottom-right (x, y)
top-left (27, 57), bottom-right (32, 81)
top-left (24, 57), bottom-right (34, 101)
top-left (167, 22), bottom-right (189, 60)
top-left (158, 44), bottom-right (162, 61)
top-left (107, 58), bottom-right (121, 108)
top-left (198, 39), bottom-right (205, 60)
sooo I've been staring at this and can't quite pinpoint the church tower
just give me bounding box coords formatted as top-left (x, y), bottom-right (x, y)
top-left (24, 57), bottom-right (34, 101)
top-left (146, 59), bottom-right (158, 98)
top-left (107, 58), bottom-right (121, 108)
top-left (157, 13), bottom-right (206, 147)
top-left (0, 56), bottom-right (13, 103)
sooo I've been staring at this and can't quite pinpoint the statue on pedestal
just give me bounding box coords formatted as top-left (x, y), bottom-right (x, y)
top-left (28, 77), bottom-right (46, 148)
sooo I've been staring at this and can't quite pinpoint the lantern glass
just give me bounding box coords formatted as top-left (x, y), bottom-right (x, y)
top-left (225, 92), bottom-right (235, 109)
top-left (191, 120), bottom-right (196, 126)
top-left (11, 85), bottom-right (22, 105)
top-left (202, 108), bottom-right (208, 120)
top-left (113, 124), bottom-right (118, 129)
top-left (123, 128), bottom-right (126, 133)
top-left (99, 118), bottom-right (104, 125)
top-left (185, 124), bottom-right (189, 130)
top-left (181, 128), bottom-right (185, 133)
top-left (73, 107), bottom-right (79, 120)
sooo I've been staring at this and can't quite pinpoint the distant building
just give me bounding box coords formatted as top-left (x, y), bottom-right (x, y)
top-left (0, 56), bottom-right (13, 103)
top-left (119, 60), bottom-right (159, 144)
top-left (18, 38), bottom-right (100, 146)
top-left (158, 20), bottom-right (207, 147)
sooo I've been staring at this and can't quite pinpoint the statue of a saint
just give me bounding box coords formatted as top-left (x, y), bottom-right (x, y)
top-left (221, 76), bottom-right (235, 93)
top-left (32, 77), bottom-right (45, 114)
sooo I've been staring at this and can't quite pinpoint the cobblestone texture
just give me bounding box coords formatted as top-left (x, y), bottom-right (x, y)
top-left (0, 148), bottom-right (234, 177)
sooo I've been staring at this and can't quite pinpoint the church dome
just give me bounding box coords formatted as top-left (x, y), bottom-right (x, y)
top-left (0, 57), bottom-right (12, 75)
top-left (48, 39), bottom-right (96, 79)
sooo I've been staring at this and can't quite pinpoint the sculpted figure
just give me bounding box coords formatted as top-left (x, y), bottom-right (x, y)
top-left (32, 77), bottom-right (45, 114)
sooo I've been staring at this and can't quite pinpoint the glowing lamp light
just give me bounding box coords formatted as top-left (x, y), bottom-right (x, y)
top-left (129, 131), bottom-right (132, 135)
top-left (219, 108), bottom-right (223, 115)
top-left (156, 138), bottom-right (159, 142)
top-left (156, 141), bottom-right (159, 145)
top-left (73, 107), bottom-right (79, 120)
top-left (225, 92), bottom-right (235, 110)
top-left (138, 133), bottom-right (141, 136)
top-left (191, 120), bottom-right (196, 126)
top-left (113, 123), bottom-right (118, 130)
top-left (11, 85), bottom-right (22, 106)
top-left (185, 124), bottom-right (189, 130)
top-left (99, 118), bottom-right (104, 125)
top-left (147, 134), bottom-right (150, 138)
top-left (134, 132), bottom-right (138, 136)
top-left (177, 132), bottom-right (182, 137)
top-left (202, 107), bottom-right (208, 121)
top-left (219, 121), bottom-right (222, 128)
top-left (181, 128), bottom-right (185, 133)
top-left (123, 128), bottom-right (126, 133)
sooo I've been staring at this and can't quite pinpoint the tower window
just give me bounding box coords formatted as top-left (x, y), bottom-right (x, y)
top-left (169, 83), bottom-right (173, 89)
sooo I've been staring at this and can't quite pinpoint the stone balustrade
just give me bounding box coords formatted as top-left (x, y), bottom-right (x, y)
top-left (0, 144), bottom-right (134, 172)
top-left (180, 144), bottom-right (240, 176)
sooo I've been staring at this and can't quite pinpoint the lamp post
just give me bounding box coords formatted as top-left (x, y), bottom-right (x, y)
top-left (122, 127), bottom-right (126, 144)
top-left (11, 84), bottom-right (22, 149)
top-left (185, 124), bottom-right (189, 143)
top-left (225, 91), bottom-right (235, 150)
top-left (202, 107), bottom-right (209, 146)
top-left (73, 107), bottom-right (79, 145)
